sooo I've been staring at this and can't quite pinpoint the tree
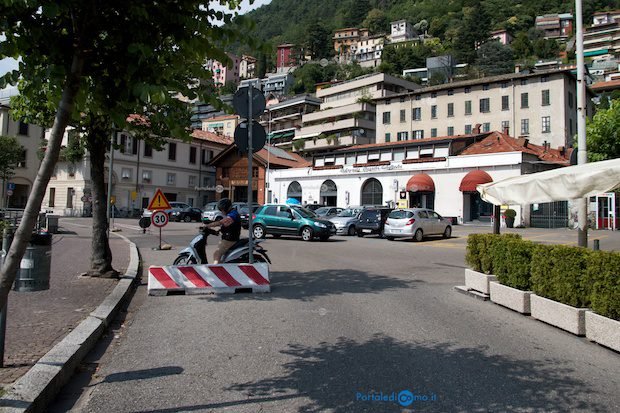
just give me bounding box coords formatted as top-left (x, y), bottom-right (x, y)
top-left (220, 81), bottom-right (240, 95)
top-left (475, 40), bottom-right (515, 76)
top-left (511, 32), bottom-right (533, 60)
top-left (0, 1), bottom-right (252, 309)
top-left (362, 9), bottom-right (389, 34)
top-left (586, 99), bottom-right (620, 162)
top-left (0, 136), bottom-right (24, 200)
top-left (344, 0), bottom-right (371, 27)
top-left (533, 38), bottom-right (560, 59)
top-left (305, 23), bottom-right (332, 60)
top-left (452, 3), bottom-right (491, 64)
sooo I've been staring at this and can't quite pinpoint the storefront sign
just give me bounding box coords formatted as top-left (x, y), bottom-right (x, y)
top-left (339, 164), bottom-right (403, 174)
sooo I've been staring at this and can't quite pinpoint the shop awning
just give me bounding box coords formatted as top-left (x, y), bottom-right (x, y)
top-left (406, 173), bottom-right (435, 192)
top-left (459, 170), bottom-right (493, 192)
top-left (477, 158), bottom-right (620, 206)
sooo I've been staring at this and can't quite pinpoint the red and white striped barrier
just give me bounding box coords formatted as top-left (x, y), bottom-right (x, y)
top-left (148, 263), bottom-right (270, 295)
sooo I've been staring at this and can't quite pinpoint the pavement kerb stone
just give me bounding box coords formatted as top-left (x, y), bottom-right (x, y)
top-left (0, 231), bottom-right (141, 413)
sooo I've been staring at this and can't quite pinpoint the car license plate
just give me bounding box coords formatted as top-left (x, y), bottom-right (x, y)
top-left (363, 229), bottom-right (371, 233)
top-left (394, 229), bottom-right (401, 233)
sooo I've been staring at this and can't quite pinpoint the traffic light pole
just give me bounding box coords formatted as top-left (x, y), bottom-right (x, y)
top-left (247, 87), bottom-right (254, 264)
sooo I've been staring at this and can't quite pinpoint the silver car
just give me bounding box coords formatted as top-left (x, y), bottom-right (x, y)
top-left (202, 202), bottom-right (223, 222)
top-left (383, 208), bottom-right (452, 241)
top-left (329, 206), bottom-right (363, 236)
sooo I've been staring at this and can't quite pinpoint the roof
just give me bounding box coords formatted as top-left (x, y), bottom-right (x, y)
top-left (191, 130), bottom-right (234, 146)
top-left (202, 114), bottom-right (239, 122)
top-left (332, 133), bottom-right (484, 153)
top-left (208, 143), bottom-right (310, 168)
top-left (459, 132), bottom-right (570, 165)
top-left (590, 79), bottom-right (620, 92)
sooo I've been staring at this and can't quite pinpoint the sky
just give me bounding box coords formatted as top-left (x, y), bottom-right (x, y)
top-left (0, 0), bottom-right (273, 77)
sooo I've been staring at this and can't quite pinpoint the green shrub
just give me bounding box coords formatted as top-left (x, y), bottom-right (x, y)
top-left (531, 244), bottom-right (592, 308)
top-left (465, 234), bottom-right (485, 272)
top-left (466, 233), bottom-right (521, 274)
top-left (0, 220), bottom-right (8, 236)
top-left (502, 239), bottom-right (535, 290)
top-left (503, 209), bottom-right (516, 219)
top-left (586, 251), bottom-right (620, 321)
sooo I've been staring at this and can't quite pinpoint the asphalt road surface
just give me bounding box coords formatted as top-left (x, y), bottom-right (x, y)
top-left (50, 219), bottom-right (620, 413)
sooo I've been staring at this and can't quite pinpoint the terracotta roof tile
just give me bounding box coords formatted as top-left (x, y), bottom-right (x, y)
top-left (191, 129), bottom-right (233, 146)
top-left (202, 114), bottom-right (239, 122)
top-left (254, 145), bottom-right (311, 168)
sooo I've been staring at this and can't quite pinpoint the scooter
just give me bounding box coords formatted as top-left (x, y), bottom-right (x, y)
top-left (173, 226), bottom-right (271, 265)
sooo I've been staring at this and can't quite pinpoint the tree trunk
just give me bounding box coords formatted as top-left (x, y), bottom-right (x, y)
top-left (0, 55), bottom-right (84, 310)
top-left (86, 121), bottom-right (117, 277)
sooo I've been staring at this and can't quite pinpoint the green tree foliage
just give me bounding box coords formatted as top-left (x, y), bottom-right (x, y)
top-left (291, 63), bottom-right (336, 94)
top-left (585, 99), bottom-right (620, 161)
top-left (220, 81), bottom-right (240, 95)
top-left (475, 41), bottom-right (515, 76)
top-left (533, 38), bottom-right (560, 59)
top-left (344, 0), bottom-right (372, 27)
top-left (511, 32), bottom-right (533, 60)
top-left (363, 9), bottom-right (389, 34)
top-left (305, 23), bottom-right (332, 60)
top-left (380, 43), bottom-right (433, 76)
top-left (0, 135), bottom-right (24, 182)
top-left (453, 3), bottom-right (491, 64)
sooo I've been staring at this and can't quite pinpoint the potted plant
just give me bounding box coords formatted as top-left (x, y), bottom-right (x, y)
top-left (503, 208), bottom-right (516, 228)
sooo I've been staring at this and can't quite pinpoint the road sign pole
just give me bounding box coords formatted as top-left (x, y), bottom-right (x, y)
top-left (248, 87), bottom-right (254, 264)
top-left (159, 226), bottom-right (162, 250)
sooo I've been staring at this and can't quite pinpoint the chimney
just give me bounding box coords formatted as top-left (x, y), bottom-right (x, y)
top-left (502, 126), bottom-right (510, 135)
top-left (559, 145), bottom-right (565, 156)
top-left (473, 124), bottom-right (481, 134)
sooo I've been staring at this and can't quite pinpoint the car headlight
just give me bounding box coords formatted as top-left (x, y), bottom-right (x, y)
top-left (314, 222), bottom-right (326, 228)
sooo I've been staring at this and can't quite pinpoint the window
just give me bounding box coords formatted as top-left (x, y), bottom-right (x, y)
top-left (49, 188), bottom-right (55, 207)
top-left (252, 167), bottom-right (259, 178)
top-left (568, 91), bottom-right (574, 108)
top-left (201, 149), bottom-right (213, 165)
top-left (397, 131), bottom-right (408, 141)
top-left (521, 93), bottom-right (529, 108)
top-left (168, 142), bottom-right (177, 161)
top-left (464, 124), bottom-right (472, 134)
top-left (400, 109), bottom-right (406, 123)
top-left (413, 130), bottom-right (424, 139)
top-left (542, 89), bottom-right (550, 106)
top-left (361, 178), bottom-right (383, 206)
top-left (465, 100), bottom-right (472, 115)
top-left (66, 188), bottom-right (73, 208)
top-left (415, 95), bottom-right (421, 101)
top-left (222, 167), bottom-right (230, 178)
top-left (263, 206), bottom-right (278, 216)
top-left (431, 92), bottom-right (437, 98)
top-left (520, 79), bottom-right (527, 86)
top-left (18, 121), bottom-right (29, 136)
top-left (482, 123), bottom-right (490, 132)
top-left (189, 147), bottom-right (197, 164)
top-left (483, 84), bottom-right (489, 91)
top-left (382, 112), bottom-right (391, 124)
top-left (448, 89), bottom-right (454, 96)
top-left (131, 138), bottom-right (138, 155)
top-left (167, 173), bottom-right (176, 185)
top-left (541, 75), bottom-right (548, 83)
top-left (502, 95), bottom-right (509, 111)
top-left (287, 181), bottom-right (302, 202)
top-left (501, 82), bottom-right (508, 88)
top-left (501, 121), bottom-right (510, 134)
top-left (465, 87), bottom-right (471, 94)
top-left (431, 105), bottom-right (437, 119)
top-left (202, 176), bottom-right (210, 187)
top-left (121, 168), bottom-right (132, 180)
top-left (400, 96), bottom-right (405, 103)
top-left (144, 143), bottom-right (153, 157)
top-left (430, 128), bottom-right (437, 137)
top-left (142, 170), bottom-right (152, 183)
top-left (542, 116), bottom-right (551, 133)
top-left (447, 126), bottom-right (454, 136)
top-left (385, 99), bottom-right (391, 105)
top-left (412, 107), bottom-right (421, 121)
top-left (17, 149), bottom-right (26, 168)
top-left (385, 133), bottom-right (391, 142)
top-left (479, 98), bottom-right (490, 113)
top-left (521, 119), bottom-right (529, 135)
top-left (447, 103), bottom-right (454, 117)
top-left (189, 175), bottom-right (197, 187)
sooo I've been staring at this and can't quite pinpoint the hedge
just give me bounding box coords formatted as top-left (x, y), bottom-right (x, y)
top-left (465, 233), bottom-right (620, 321)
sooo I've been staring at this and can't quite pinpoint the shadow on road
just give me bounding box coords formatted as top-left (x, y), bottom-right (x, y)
top-left (98, 366), bottom-right (184, 384)
top-left (200, 269), bottom-right (416, 302)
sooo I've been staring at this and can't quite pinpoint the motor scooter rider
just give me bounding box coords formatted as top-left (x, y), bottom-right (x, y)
top-left (204, 198), bottom-right (241, 264)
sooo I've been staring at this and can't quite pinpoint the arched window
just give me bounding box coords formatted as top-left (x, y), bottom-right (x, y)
top-left (361, 178), bottom-right (383, 206)
top-left (320, 180), bottom-right (338, 206)
top-left (287, 181), bottom-right (302, 202)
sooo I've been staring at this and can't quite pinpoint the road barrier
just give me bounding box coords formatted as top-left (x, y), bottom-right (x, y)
top-left (148, 263), bottom-right (270, 295)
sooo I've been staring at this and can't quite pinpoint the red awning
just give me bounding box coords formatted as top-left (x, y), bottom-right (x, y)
top-left (406, 173), bottom-right (435, 192)
top-left (459, 170), bottom-right (493, 192)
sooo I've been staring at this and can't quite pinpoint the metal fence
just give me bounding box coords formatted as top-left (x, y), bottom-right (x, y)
top-left (530, 201), bottom-right (569, 229)
top-left (0, 208), bottom-right (46, 231)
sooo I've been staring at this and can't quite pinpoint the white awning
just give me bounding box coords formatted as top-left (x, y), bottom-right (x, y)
top-left (477, 158), bottom-right (620, 205)
top-left (293, 132), bottom-right (320, 140)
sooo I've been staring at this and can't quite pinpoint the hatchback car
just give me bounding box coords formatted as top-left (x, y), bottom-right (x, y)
top-left (252, 204), bottom-right (336, 241)
top-left (329, 206), bottom-right (364, 236)
top-left (383, 208), bottom-right (452, 241)
top-left (142, 201), bottom-right (191, 218)
top-left (239, 204), bottom-right (261, 229)
top-left (356, 208), bottom-right (393, 237)
top-left (314, 207), bottom-right (343, 218)
top-left (201, 202), bottom-right (220, 222)
top-left (171, 207), bottom-right (203, 222)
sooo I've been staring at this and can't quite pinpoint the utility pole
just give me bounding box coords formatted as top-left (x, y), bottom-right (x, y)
top-left (576, 0), bottom-right (588, 247)
top-left (247, 87), bottom-right (254, 264)
top-left (106, 129), bottom-right (115, 236)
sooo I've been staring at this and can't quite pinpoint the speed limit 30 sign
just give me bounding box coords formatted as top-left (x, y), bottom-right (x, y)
top-left (151, 210), bottom-right (169, 228)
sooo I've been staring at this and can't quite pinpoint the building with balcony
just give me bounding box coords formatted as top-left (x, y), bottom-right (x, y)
top-left (390, 20), bottom-right (414, 43)
top-left (240, 55), bottom-right (257, 79)
top-left (375, 69), bottom-right (594, 151)
top-left (584, 11), bottom-right (620, 58)
top-left (535, 13), bottom-right (573, 40)
top-left (353, 34), bottom-right (386, 68)
top-left (208, 53), bottom-right (241, 88)
top-left (201, 115), bottom-right (240, 138)
top-left (293, 73), bottom-right (421, 154)
top-left (190, 94), bottom-right (233, 129)
top-left (276, 44), bottom-right (297, 73)
top-left (333, 28), bottom-right (370, 63)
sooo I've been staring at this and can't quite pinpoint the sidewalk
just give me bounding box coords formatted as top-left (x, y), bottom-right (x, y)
top-left (0, 220), bottom-right (129, 385)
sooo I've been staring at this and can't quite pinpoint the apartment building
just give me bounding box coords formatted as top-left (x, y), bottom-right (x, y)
top-left (584, 11), bottom-right (620, 57)
top-left (390, 20), bottom-right (414, 43)
top-left (42, 130), bottom-right (231, 216)
top-left (258, 94), bottom-right (321, 150)
top-left (375, 69), bottom-right (593, 150)
top-left (354, 35), bottom-right (385, 68)
top-left (0, 94), bottom-right (45, 208)
top-left (535, 13), bottom-right (573, 40)
top-left (293, 73), bottom-right (422, 153)
top-left (201, 115), bottom-right (240, 138)
top-left (333, 28), bottom-right (370, 63)
top-left (240, 55), bottom-right (257, 79)
top-left (276, 44), bottom-right (296, 72)
top-left (208, 53), bottom-right (241, 87)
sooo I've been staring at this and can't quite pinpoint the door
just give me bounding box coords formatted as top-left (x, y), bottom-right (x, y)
top-left (427, 211), bottom-right (443, 234)
top-left (597, 193), bottom-right (615, 230)
top-left (417, 210), bottom-right (431, 234)
top-left (277, 205), bottom-right (299, 234)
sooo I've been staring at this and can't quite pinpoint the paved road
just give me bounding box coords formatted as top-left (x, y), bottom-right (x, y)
top-left (51, 219), bottom-right (620, 412)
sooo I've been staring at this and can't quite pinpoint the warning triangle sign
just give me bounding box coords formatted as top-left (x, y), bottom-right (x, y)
top-left (147, 189), bottom-right (172, 210)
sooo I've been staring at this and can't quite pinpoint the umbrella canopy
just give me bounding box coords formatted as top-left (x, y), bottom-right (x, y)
top-left (285, 198), bottom-right (301, 205)
top-left (477, 158), bottom-right (620, 205)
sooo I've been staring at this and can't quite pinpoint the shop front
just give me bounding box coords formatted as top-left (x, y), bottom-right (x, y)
top-left (459, 170), bottom-right (494, 222)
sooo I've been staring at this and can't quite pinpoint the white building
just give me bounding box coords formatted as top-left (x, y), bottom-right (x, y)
top-left (390, 20), bottom-right (414, 43)
top-left (268, 131), bottom-right (570, 225)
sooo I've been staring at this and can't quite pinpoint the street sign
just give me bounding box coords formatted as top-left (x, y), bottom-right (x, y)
top-left (110, 195), bottom-right (116, 205)
top-left (147, 189), bottom-right (172, 210)
top-left (6, 190), bottom-right (13, 197)
top-left (131, 191), bottom-right (138, 201)
top-left (151, 210), bottom-right (169, 228)
top-left (234, 121), bottom-right (266, 153)
top-left (7, 183), bottom-right (15, 191)
top-left (233, 86), bottom-right (266, 119)
top-left (215, 185), bottom-right (224, 194)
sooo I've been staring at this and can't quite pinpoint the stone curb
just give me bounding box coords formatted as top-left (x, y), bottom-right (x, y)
top-left (0, 231), bottom-right (140, 413)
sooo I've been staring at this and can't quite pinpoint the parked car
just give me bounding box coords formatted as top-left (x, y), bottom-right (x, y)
top-left (314, 207), bottom-right (343, 218)
top-left (239, 204), bottom-right (261, 229)
top-left (356, 207), bottom-right (394, 237)
top-left (329, 206), bottom-right (364, 236)
top-left (383, 208), bottom-right (452, 241)
top-left (171, 207), bottom-right (203, 222)
top-left (143, 202), bottom-right (191, 218)
top-left (303, 204), bottom-right (326, 212)
top-left (252, 204), bottom-right (336, 241)
top-left (202, 202), bottom-right (222, 222)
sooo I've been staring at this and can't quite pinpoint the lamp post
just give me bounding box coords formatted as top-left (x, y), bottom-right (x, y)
top-left (576, 0), bottom-right (588, 247)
